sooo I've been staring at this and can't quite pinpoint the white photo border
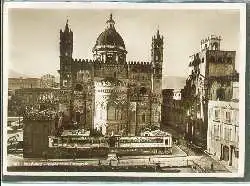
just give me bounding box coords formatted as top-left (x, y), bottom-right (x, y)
top-left (2, 2), bottom-right (246, 178)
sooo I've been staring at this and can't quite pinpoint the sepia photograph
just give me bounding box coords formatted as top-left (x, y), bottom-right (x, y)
top-left (2, 2), bottom-right (246, 177)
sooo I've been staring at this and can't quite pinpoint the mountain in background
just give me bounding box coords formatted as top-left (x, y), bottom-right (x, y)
top-left (162, 76), bottom-right (187, 90)
top-left (9, 69), bottom-right (186, 89)
top-left (8, 69), bottom-right (29, 78)
top-left (8, 69), bottom-right (59, 79)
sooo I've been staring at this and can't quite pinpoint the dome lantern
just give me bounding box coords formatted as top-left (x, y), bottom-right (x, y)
top-left (93, 14), bottom-right (127, 63)
top-left (106, 13), bottom-right (115, 29)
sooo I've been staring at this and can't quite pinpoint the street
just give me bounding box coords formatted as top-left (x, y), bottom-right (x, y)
top-left (6, 120), bottom-right (232, 173)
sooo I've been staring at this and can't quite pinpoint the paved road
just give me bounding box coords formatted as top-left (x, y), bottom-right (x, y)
top-left (7, 153), bottom-right (230, 173)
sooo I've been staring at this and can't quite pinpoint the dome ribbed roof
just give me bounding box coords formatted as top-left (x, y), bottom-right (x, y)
top-left (93, 14), bottom-right (125, 51)
top-left (95, 28), bottom-right (125, 48)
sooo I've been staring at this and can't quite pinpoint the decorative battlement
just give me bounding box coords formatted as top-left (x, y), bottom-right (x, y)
top-left (128, 61), bottom-right (152, 73)
top-left (71, 59), bottom-right (153, 72)
top-left (73, 58), bottom-right (95, 64)
top-left (200, 35), bottom-right (222, 44)
top-left (95, 77), bottom-right (127, 88)
top-left (95, 88), bottom-right (127, 94)
top-left (200, 35), bottom-right (222, 51)
top-left (127, 61), bottom-right (151, 65)
top-left (94, 80), bottom-right (127, 95)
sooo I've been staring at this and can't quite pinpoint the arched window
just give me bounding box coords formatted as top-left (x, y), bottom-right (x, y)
top-left (165, 139), bottom-right (169, 145)
top-left (140, 87), bottom-right (147, 95)
top-left (227, 57), bottom-right (232, 64)
top-left (131, 111), bottom-right (136, 122)
top-left (75, 111), bottom-right (81, 123)
top-left (210, 56), bottom-right (215, 63)
top-left (116, 108), bottom-right (122, 120)
top-left (218, 57), bottom-right (223, 63)
top-left (75, 84), bottom-right (83, 91)
top-left (216, 88), bottom-right (225, 100)
top-left (212, 42), bottom-right (218, 50)
top-left (142, 113), bottom-right (146, 123)
top-left (107, 104), bottom-right (116, 120)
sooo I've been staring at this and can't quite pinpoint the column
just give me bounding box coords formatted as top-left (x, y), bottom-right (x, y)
top-left (220, 144), bottom-right (223, 160)
top-left (229, 146), bottom-right (233, 166)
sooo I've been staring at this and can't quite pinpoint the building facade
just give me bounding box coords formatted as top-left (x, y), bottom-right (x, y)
top-left (8, 77), bottom-right (41, 91)
top-left (58, 14), bottom-right (163, 136)
top-left (207, 98), bottom-right (239, 169)
top-left (182, 35), bottom-right (239, 147)
top-left (23, 112), bottom-right (56, 158)
top-left (41, 74), bottom-right (56, 88)
top-left (12, 88), bottom-right (60, 111)
top-left (161, 89), bottom-right (186, 135)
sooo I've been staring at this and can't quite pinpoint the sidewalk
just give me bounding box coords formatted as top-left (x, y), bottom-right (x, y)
top-left (178, 144), bottom-right (196, 156)
top-left (121, 146), bottom-right (187, 160)
top-left (207, 153), bottom-right (238, 173)
top-left (192, 155), bottom-right (230, 173)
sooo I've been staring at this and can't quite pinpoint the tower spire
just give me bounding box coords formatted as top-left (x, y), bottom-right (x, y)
top-left (156, 25), bottom-right (160, 38)
top-left (65, 19), bottom-right (69, 32)
top-left (106, 13), bottom-right (115, 29)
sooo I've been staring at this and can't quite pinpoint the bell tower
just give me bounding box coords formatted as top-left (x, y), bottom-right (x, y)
top-left (151, 29), bottom-right (163, 71)
top-left (151, 29), bottom-right (163, 92)
top-left (151, 29), bottom-right (164, 127)
top-left (59, 20), bottom-right (73, 88)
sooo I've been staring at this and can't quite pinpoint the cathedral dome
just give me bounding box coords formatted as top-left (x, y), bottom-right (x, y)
top-left (95, 28), bottom-right (125, 49)
top-left (93, 14), bottom-right (126, 52)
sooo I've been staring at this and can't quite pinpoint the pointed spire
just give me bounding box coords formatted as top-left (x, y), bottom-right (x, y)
top-left (64, 19), bottom-right (69, 32)
top-left (156, 26), bottom-right (160, 39)
top-left (106, 13), bottom-right (115, 29)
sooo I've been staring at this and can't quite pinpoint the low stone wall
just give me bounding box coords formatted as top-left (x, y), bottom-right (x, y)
top-left (47, 147), bottom-right (109, 159)
top-left (117, 147), bottom-right (172, 157)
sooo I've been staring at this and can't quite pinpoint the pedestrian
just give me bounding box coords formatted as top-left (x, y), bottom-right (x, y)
top-left (210, 162), bottom-right (214, 171)
top-left (149, 157), bottom-right (151, 162)
top-left (42, 151), bottom-right (48, 160)
top-left (98, 160), bottom-right (101, 166)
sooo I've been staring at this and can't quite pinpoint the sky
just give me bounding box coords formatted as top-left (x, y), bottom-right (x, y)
top-left (7, 7), bottom-right (241, 80)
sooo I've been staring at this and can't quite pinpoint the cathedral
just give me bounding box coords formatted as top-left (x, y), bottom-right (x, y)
top-left (58, 14), bottom-right (164, 136)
